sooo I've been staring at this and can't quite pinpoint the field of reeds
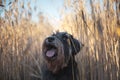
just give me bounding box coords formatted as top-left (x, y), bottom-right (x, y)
top-left (0, 0), bottom-right (120, 80)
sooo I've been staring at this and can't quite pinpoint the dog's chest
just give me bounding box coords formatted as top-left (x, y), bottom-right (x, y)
top-left (42, 66), bottom-right (75, 80)
top-left (42, 71), bottom-right (73, 80)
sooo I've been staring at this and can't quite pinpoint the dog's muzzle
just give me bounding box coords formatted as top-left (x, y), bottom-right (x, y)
top-left (42, 36), bottom-right (62, 61)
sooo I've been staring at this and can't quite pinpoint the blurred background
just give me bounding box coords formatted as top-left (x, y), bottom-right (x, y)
top-left (0, 0), bottom-right (120, 80)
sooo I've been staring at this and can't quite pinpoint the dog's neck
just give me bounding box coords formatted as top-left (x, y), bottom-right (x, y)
top-left (51, 59), bottom-right (78, 80)
top-left (54, 58), bottom-right (77, 74)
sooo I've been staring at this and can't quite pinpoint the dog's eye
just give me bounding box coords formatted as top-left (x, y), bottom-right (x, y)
top-left (63, 35), bottom-right (68, 40)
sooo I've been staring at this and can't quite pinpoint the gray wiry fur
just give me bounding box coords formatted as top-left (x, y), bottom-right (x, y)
top-left (41, 32), bottom-right (83, 80)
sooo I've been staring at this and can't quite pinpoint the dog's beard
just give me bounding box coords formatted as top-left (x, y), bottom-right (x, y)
top-left (42, 39), bottom-right (66, 73)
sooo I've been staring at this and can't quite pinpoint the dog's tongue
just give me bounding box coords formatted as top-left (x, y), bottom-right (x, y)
top-left (46, 49), bottom-right (55, 57)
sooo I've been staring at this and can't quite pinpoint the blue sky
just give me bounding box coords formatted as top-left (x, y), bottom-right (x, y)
top-left (0, 0), bottom-right (64, 25)
top-left (30, 0), bottom-right (64, 24)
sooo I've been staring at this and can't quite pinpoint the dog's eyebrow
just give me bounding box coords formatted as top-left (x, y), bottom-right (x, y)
top-left (53, 35), bottom-right (60, 40)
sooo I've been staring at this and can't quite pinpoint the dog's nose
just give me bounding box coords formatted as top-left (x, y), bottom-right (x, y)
top-left (46, 36), bottom-right (55, 43)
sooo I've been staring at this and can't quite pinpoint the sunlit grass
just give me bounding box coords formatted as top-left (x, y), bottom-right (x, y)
top-left (0, 0), bottom-right (120, 80)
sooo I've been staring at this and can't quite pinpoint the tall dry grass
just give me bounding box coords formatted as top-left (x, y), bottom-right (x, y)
top-left (0, 0), bottom-right (120, 80)
top-left (60, 0), bottom-right (120, 80)
top-left (0, 0), bottom-right (53, 80)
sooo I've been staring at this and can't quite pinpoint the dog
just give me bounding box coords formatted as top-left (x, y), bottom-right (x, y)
top-left (41, 32), bottom-right (84, 80)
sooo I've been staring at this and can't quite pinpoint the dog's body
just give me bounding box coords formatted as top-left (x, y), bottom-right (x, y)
top-left (41, 59), bottom-right (78, 80)
top-left (41, 32), bottom-right (83, 80)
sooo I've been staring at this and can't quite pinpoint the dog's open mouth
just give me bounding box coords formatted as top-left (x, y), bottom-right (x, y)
top-left (44, 44), bottom-right (58, 60)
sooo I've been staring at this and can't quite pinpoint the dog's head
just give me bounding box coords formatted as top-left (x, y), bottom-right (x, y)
top-left (42, 32), bottom-right (83, 73)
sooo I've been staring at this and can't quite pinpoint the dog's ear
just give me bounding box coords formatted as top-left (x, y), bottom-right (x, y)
top-left (65, 33), bottom-right (84, 55)
top-left (71, 37), bottom-right (84, 55)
